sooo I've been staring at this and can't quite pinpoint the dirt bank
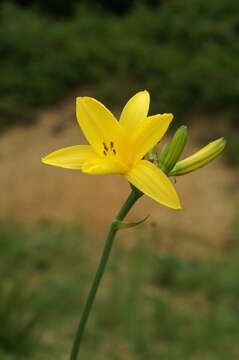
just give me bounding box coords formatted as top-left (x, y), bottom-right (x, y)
top-left (0, 99), bottom-right (238, 257)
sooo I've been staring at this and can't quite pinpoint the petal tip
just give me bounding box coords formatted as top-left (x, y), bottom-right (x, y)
top-left (134, 89), bottom-right (150, 102)
top-left (142, 89), bottom-right (150, 100)
top-left (76, 96), bottom-right (89, 105)
top-left (173, 193), bottom-right (182, 210)
top-left (76, 96), bottom-right (83, 104)
top-left (41, 156), bottom-right (47, 164)
top-left (41, 156), bottom-right (52, 166)
top-left (169, 197), bottom-right (181, 210)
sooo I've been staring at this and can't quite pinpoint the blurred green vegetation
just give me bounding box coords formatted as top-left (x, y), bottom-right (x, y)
top-left (1, 216), bottom-right (239, 359)
top-left (225, 134), bottom-right (239, 167)
top-left (0, 0), bottom-right (239, 130)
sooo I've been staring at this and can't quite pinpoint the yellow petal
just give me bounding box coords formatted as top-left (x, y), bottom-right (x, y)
top-left (133, 113), bottom-right (173, 162)
top-left (119, 90), bottom-right (150, 132)
top-left (41, 145), bottom-right (97, 169)
top-left (82, 157), bottom-right (127, 175)
top-left (76, 97), bottom-right (126, 159)
top-left (125, 160), bottom-right (181, 210)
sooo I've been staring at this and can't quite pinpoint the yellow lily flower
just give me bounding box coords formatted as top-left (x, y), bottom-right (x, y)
top-left (42, 91), bottom-right (181, 210)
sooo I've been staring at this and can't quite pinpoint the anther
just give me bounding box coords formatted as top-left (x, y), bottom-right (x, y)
top-left (110, 141), bottom-right (114, 148)
top-left (103, 150), bottom-right (107, 156)
top-left (103, 142), bottom-right (108, 151)
top-left (113, 149), bottom-right (116, 155)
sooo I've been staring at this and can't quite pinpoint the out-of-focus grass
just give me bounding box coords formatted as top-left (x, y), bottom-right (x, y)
top-left (0, 221), bottom-right (90, 359)
top-left (1, 217), bottom-right (239, 359)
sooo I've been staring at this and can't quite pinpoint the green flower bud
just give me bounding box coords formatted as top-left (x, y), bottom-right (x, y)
top-left (158, 143), bottom-right (170, 172)
top-left (169, 137), bottom-right (226, 176)
top-left (159, 126), bottom-right (188, 174)
top-left (148, 144), bottom-right (159, 163)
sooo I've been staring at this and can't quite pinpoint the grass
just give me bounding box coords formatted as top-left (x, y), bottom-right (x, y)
top-left (1, 217), bottom-right (239, 359)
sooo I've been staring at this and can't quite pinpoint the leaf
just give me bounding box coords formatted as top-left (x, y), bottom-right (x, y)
top-left (113, 215), bottom-right (149, 230)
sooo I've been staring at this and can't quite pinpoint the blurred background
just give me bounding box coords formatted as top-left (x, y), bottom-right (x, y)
top-left (0, 0), bottom-right (239, 359)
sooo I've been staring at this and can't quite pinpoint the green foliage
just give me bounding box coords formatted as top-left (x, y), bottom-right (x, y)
top-left (1, 218), bottom-right (239, 359)
top-left (0, 1), bottom-right (239, 130)
top-left (0, 222), bottom-right (40, 358)
top-left (225, 134), bottom-right (239, 167)
top-left (0, 221), bottom-right (89, 358)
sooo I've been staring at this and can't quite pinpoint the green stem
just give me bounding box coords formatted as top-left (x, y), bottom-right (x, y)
top-left (70, 188), bottom-right (142, 360)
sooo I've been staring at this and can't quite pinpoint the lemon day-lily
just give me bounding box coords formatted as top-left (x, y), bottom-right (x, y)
top-left (41, 91), bottom-right (225, 360)
top-left (42, 90), bottom-right (181, 210)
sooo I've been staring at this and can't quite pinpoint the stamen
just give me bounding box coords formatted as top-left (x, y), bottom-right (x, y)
top-left (110, 141), bottom-right (114, 148)
top-left (113, 149), bottom-right (116, 155)
top-left (103, 142), bottom-right (108, 151)
top-left (103, 150), bottom-right (107, 156)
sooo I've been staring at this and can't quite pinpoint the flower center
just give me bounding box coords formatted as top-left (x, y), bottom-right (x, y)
top-left (102, 141), bottom-right (117, 157)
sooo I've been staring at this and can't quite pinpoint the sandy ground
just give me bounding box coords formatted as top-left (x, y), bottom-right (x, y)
top-left (0, 99), bottom-right (238, 257)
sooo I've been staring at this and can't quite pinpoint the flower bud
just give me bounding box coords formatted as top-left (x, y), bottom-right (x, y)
top-left (158, 143), bottom-right (170, 172)
top-left (148, 144), bottom-right (159, 163)
top-left (169, 137), bottom-right (226, 176)
top-left (159, 126), bottom-right (188, 174)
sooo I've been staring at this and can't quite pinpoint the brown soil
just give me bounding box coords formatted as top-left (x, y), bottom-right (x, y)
top-left (0, 99), bottom-right (238, 257)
